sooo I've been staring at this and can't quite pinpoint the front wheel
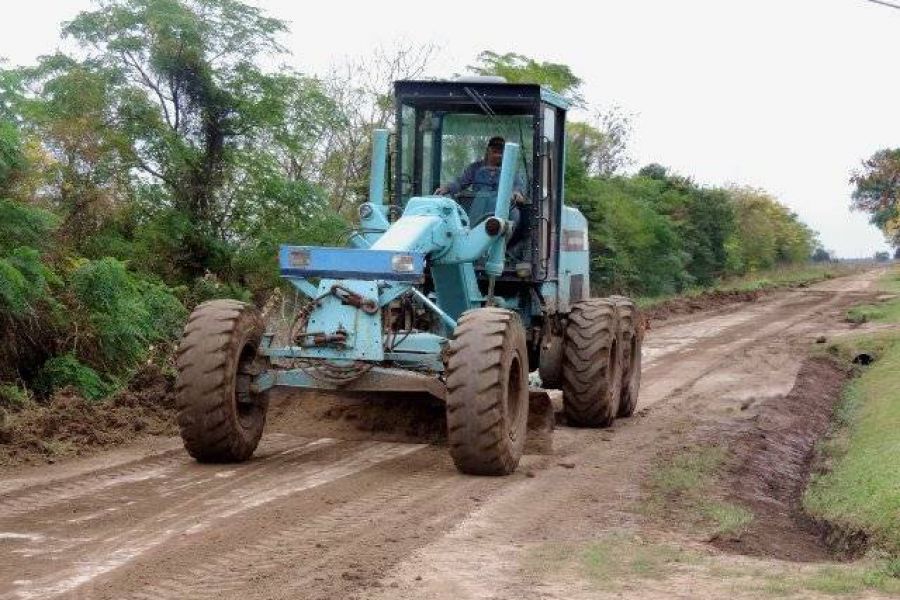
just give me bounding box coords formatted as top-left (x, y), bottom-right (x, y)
top-left (175, 299), bottom-right (269, 463)
top-left (445, 308), bottom-right (529, 475)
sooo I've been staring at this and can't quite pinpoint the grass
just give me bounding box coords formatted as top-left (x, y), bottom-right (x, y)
top-left (805, 266), bottom-right (900, 558)
top-left (580, 533), bottom-right (699, 585)
top-left (845, 268), bottom-right (900, 323)
top-left (756, 560), bottom-right (900, 597)
top-left (804, 337), bottom-right (900, 556)
top-left (528, 535), bottom-right (900, 597)
top-left (644, 445), bottom-right (753, 538)
top-left (636, 262), bottom-right (860, 309)
top-left (524, 533), bottom-right (700, 590)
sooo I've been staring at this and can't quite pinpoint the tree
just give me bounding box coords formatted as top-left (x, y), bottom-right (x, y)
top-left (54, 0), bottom-right (331, 281)
top-left (319, 44), bottom-right (436, 212)
top-left (468, 51), bottom-right (583, 104)
top-left (812, 247), bottom-right (832, 263)
top-left (567, 108), bottom-right (632, 178)
top-left (850, 148), bottom-right (900, 247)
top-left (726, 186), bottom-right (817, 272)
top-left (0, 0), bottom-right (360, 300)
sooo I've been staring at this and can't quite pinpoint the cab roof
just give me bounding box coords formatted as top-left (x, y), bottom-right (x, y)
top-left (394, 80), bottom-right (570, 113)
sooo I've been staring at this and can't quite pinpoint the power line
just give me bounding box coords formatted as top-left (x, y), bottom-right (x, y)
top-left (865, 0), bottom-right (900, 10)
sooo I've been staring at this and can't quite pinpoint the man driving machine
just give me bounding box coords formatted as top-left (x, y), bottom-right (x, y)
top-left (435, 136), bottom-right (526, 203)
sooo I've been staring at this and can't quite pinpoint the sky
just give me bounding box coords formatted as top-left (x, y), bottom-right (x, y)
top-left (2, 0), bottom-right (898, 258)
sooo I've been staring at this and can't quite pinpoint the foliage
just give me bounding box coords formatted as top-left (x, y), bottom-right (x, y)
top-left (69, 257), bottom-right (187, 372)
top-left (725, 185), bottom-right (817, 273)
top-left (851, 148), bottom-right (900, 247)
top-left (35, 353), bottom-right (114, 401)
top-left (805, 332), bottom-right (900, 557)
top-left (0, 383), bottom-right (32, 410)
top-left (0, 199), bottom-right (58, 255)
top-left (812, 247), bottom-right (832, 262)
top-left (567, 109), bottom-right (633, 178)
top-left (565, 158), bottom-right (817, 297)
top-left (468, 50), bottom-right (583, 105)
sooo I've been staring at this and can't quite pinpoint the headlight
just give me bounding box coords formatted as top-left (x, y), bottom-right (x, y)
top-left (289, 249), bottom-right (311, 267)
top-left (391, 254), bottom-right (416, 273)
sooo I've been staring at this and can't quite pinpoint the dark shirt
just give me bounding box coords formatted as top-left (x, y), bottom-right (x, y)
top-left (445, 160), bottom-right (525, 196)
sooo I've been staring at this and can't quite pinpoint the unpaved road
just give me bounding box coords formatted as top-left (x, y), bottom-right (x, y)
top-left (0, 270), bottom-right (886, 600)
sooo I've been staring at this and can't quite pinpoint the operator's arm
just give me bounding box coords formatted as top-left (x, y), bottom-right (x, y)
top-left (438, 161), bottom-right (479, 196)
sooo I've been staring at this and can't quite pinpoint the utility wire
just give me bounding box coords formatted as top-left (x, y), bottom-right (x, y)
top-left (864, 0), bottom-right (900, 10)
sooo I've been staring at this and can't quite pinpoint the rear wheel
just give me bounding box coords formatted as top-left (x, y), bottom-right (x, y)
top-left (561, 298), bottom-right (622, 427)
top-left (175, 299), bottom-right (268, 463)
top-left (612, 296), bottom-right (642, 418)
top-left (445, 308), bottom-right (529, 475)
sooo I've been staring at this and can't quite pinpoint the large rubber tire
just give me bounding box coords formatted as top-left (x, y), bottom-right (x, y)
top-left (445, 308), bottom-right (529, 476)
top-left (561, 298), bottom-right (623, 427)
top-left (175, 299), bottom-right (268, 463)
top-left (612, 296), bottom-right (642, 418)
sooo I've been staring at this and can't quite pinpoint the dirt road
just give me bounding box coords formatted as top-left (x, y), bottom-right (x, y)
top-left (0, 270), bottom-right (886, 600)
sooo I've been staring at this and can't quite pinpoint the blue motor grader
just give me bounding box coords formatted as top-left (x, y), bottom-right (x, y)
top-left (174, 78), bottom-right (642, 475)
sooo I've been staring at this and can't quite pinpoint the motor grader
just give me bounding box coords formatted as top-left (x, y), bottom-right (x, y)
top-left (174, 77), bottom-right (643, 475)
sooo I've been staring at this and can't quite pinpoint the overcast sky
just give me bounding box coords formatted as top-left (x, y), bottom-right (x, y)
top-left (2, 0), bottom-right (898, 258)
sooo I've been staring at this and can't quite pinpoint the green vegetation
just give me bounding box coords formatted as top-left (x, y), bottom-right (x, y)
top-left (579, 533), bottom-right (699, 585)
top-left (0, 1), bottom-right (823, 409)
top-left (806, 339), bottom-right (900, 556)
top-left (755, 560), bottom-right (900, 597)
top-left (851, 148), bottom-right (900, 248)
top-left (644, 445), bottom-right (752, 538)
top-left (637, 262), bottom-right (851, 310)
top-left (528, 536), bottom-right (900, 597)
top-left (524, 533), bottom-right (700, 590)
top-left (806, 269), bottom-right (900, 559)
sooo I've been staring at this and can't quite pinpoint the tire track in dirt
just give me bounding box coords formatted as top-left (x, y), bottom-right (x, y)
top-left (0, 434), bottom-right (311, 519)
top-left (127, 467), bottom-right (455, 599)
top-left (3, 439), bottom-right (422, 599)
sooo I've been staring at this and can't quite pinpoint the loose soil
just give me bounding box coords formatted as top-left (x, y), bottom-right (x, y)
top-left (0, 269), bottom-right (891, 600)
top-left (706, 357), bottom-right (853, 561)
top-left (0, 365), bottom-right (176, 466)
top-left (643, 288), bottom-right (763, 323)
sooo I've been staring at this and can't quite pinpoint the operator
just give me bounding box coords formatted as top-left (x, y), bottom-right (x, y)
top-left (434, 136), bottom-right (526, 204)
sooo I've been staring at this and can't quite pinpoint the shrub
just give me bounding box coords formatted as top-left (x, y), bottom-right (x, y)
top-left (0, 383), bottom-right (32, 410)
top-left (35, 353), bottom-right (113, 401)
top-left (0, 199), bottom-right (58, 254)
top-left (69, 257), bottom-right (186, 372)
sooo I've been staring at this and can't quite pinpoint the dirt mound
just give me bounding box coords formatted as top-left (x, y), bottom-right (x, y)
top-left (644, 289), bottom-right (763, 323)
top-left (266, 390), bottom-right (447, 444)
top-left (711, 357), bottom-right (854, 561)
top-left (0, 364), bottom-right (177, 466)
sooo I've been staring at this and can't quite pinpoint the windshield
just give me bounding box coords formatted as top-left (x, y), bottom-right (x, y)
top-left (399, 105), bottom-right (533, 205)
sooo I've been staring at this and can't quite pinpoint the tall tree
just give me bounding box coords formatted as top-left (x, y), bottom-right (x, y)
top-left (851, 148), bottom-right (900, 247)
top-left (320, 44), bottom-right (436, 212)
top-left (18, 0), bottom-right (339, 281)
top-left (468, 51), bottom-right (583, 104)
top-left (567, 108), bottom-right (632, 178)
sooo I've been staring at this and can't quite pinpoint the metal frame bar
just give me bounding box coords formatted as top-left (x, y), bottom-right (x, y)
top-left (252, 366), bottom-right (446, 400)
